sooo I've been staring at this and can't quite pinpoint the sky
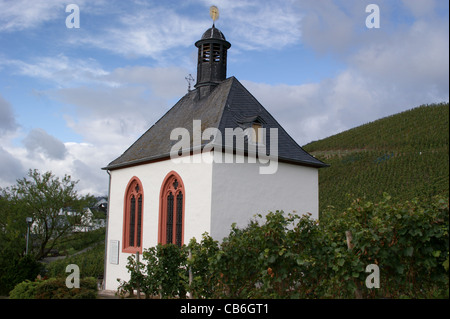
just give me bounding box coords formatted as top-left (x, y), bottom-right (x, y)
top-left (0, 0), bottom-right (448, 196)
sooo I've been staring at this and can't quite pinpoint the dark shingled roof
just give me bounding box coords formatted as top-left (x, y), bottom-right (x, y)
top-left (201, 26), bottom-right (227, 41)
top-left (103, 76), bottom-right (327, 170)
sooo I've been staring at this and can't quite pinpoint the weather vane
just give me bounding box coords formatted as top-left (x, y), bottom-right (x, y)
top-left (185, 74), bottom-right (194, 92)
top-left (210, 5), bottom-right (219, 26)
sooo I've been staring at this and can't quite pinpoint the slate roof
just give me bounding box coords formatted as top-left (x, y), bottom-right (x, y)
top-left (200, 26), bottom-right (227, 41)
top-left (103, 76), bottom-right (327, 170)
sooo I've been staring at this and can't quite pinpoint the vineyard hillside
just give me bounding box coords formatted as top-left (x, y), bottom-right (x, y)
top-left (303, 102), bottom-right (449, 214)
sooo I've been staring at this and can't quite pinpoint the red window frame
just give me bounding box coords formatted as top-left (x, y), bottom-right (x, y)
top-left (122, 177), bottom-right (143, 253)
top-left (158, 171), bottom-right (185, 247)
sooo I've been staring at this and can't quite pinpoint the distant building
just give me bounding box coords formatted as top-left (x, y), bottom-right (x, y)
top-left (94, 197), bottom-right (108, 214)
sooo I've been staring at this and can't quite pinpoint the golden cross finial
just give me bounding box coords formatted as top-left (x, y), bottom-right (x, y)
top-left (210, 6), bottom-right (219, 23)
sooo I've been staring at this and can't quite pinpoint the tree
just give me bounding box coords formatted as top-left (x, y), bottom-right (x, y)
top-left (0, 169), bottom-right (95, 260)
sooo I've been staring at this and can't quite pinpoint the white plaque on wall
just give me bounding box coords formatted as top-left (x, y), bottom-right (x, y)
top-left (109, 240), bottom-right (119, 264)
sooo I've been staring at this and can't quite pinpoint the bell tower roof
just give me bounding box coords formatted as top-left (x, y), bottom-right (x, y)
top-left (200, 25), bottom-right (228, 41)
top-left (195, 24), bottom-right (231, 49)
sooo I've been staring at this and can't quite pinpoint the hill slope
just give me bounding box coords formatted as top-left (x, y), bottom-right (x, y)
top-left (303, 102), bottom-right (449, 214)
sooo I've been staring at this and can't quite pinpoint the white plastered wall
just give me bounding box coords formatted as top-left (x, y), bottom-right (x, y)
top-left (210, 154), bottom-right (319, 242)
top-left (104, 153), bottom-right (213, 291)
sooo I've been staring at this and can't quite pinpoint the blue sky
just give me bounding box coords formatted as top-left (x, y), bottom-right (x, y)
top-left (0, 0), bottom-right (448, 195)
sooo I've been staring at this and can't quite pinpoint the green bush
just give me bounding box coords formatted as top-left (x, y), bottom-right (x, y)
top-left (207, 211), bottom-right (319, 298)
top-left (9, 277), bottom-right (97, 299)
top-left (119, 195), bottom-right (448, 299)
top-left (0, 255), bottom-right (43, 295)
top-left (117, 244), bottom-right (188, 299)
top-left (321, 194), bottom-right (449, 298)
top-left (9, 279), bottom-right (42, 299)
top-left (187, 233), bottom-right (220, 298)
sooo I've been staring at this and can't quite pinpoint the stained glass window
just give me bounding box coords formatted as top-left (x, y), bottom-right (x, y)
top-left (159, 172), bottom-right (184, 247)
top-left (123, 178), bottom-right (143, 253)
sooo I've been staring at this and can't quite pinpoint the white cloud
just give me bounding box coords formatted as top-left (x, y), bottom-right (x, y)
top-left (351, 19), bottom-right (449, 103)
top-left (0, 0), bottom-right (105, 32)
top-left (0, 94), bottom-right (18, 135)
top-left (221, 0), bottom-right (303, 50)
top-left (71, 4), bottom-right (207, 61)
top-left (198, 0), bottom-right (303, 51)
top-left (4, 54), bottom-right (110, 87)
top-left (46, 65), bottom-right (188, 147)
top-left (105, 66), bottom-right (188, 99)
top-left (298, 0), bottom-right (361, 55)
top-left (22, 128), bottom-right (67, 160)
top-left (0, 0), bottom-right (64, 32)
top-left (1, 138), bottom-right (112, 195)
top-left (401, 0), bottom-right (436, 18)
top-left (60, 0), bottom-right (305, 59)
top-left (0, 146), bottom-right (25, 185)
top-left (65, 142), bottom-right (114, 196)
top-left (242, 71), bottom-right (380, 146)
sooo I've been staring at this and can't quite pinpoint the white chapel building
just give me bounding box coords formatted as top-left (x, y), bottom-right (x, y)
top-left (102, 22), bottom-right (327, 291)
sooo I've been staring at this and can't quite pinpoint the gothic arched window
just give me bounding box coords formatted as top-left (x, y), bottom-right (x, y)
top-left (158, 171), bottom-right (185, 247)
top-left (123, 177), bottom-right (143, 253)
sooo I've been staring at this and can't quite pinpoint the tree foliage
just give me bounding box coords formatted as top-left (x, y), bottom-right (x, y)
top-left (0, 169), bottom-right (95, 260)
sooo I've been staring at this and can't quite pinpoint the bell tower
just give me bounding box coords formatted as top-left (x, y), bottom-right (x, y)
top-left (195, 6), bottom-right (231, 99)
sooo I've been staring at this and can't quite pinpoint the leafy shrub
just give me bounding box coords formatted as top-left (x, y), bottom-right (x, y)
top-left (117, 244), bottom-right (188, 299)
top-left (0, 255), bottom-right (43, 295)
top-left (119, 195), bottom-right (448, 299)
top-left (187, 233), bottom-right (220, 298)
top-left (321, 194), bottom-right (449, 298)
top-left (207, 211), bottom-right (320, 298)
top-left (9, 279), bottom-right (42, 299)
top-left (9, 277), bottom-right (97, 299)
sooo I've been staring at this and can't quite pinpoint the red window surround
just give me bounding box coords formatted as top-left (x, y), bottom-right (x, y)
top-left (122, 177), bottom-right (143, 253)
top-left (158, 171), bottom-right (185, 247)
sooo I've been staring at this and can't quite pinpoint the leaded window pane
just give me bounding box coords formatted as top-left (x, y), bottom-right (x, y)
top-left (137, 196), bottom-right (142, 247)
top-left (176, 192), bottom-right (183, 247)
top-left (166, 192), bottom-right (174, 244)
top-left (129, 196), bottom-right (135, 247)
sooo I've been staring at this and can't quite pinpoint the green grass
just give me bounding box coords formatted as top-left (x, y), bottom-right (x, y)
top-left (45, 228), bottom-right (106, 279)
top-left (51, 227), bottom-right (105, 255)
top-left (45, 241), bottom-right (105, 279)
top-left (303, 102), bottom-right (449, 214)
